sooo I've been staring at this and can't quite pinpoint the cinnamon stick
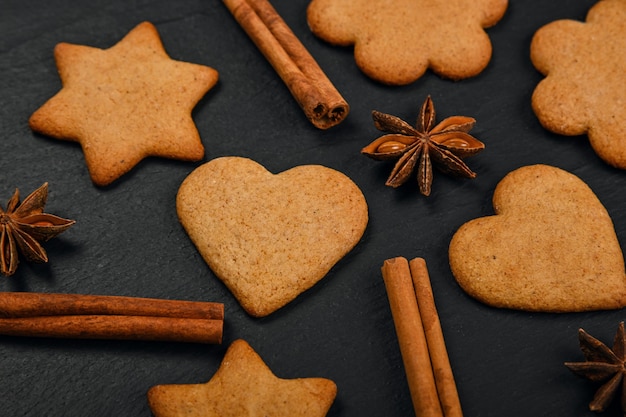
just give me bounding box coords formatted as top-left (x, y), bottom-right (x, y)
top-left (0, 292), bottom-right (223, 320)
top-left (0, 315), bottom-right (222, 344)
top-left (409, 258), bottom-right (463, 417)
top-left (0, 292), bottom-right (224, 344)
top-left (222, 0), bottom-right (349, 129)
top-left (382, 257), bottom-right (443, 417)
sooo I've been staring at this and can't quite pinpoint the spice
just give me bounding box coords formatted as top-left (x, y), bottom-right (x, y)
top-left (565, 322), bottom-right (626, 413)
top-left (222, 0), bottom-right (349, 129)
top-left (0, 292), bottom-right (224, 320)
top-left (409, 258), bottom-right (463, 417)
top-left (381, 257), bottom-right (463, 417)
top-left (362, 96), bottom-right (484, 196)
top-left (0, 183), bottom-right (75, 276)
top-left (0, 315), bottom-right (223, 344)
top-left (0, 292), bottom-right (224, 344)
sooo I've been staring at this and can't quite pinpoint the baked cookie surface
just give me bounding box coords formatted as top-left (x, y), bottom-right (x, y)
top-left (531, 0), bottom-right (626, 168)
top-left (307, 0), bottom-right (508, 85)
top-left (176, 156), bottom-right (368, 317)
top-left (29, 21), bottom-right (218, 186)
top-left (449, 164), bottom-right (626, 312)
top-left (147, 339), bottom-right (337, 417)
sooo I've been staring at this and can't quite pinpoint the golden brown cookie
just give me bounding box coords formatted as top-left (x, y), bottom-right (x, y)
top-left (531, 0), bottom-right (626, 169)
top-left (176, 157), bottom-right (368, 317)
top-left (449, 164), bottom-right (626, 312)
top-left (147, 339), bottom-right (337, 417)
top-left (307, 0), bottom-right (508, 85)
top-left (29, 21), bottom-right (218, 186)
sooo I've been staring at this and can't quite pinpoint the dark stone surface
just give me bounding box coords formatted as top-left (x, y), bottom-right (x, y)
top-left (0, 1), bottom-right (618, 416)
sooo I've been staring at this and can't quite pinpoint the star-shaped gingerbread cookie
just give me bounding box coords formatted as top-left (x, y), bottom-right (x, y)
top-left (29, 21), bottom-right (218, 186)
top-left (307, 0), bottom-right (508, 85)
top-left (147, 339), bottom-right (337, 417)
top-left (531, 0), bottom-right (626, 169)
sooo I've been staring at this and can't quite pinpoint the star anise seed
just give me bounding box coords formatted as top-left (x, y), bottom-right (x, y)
top-left (0, 183), bottom-right (75, 276)
top-left (565, 322), bottom-right (626, 413)
top-left (361, 95), bottom-right (485, 196)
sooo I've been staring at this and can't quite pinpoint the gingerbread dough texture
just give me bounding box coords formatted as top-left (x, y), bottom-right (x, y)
top-left (307, 0), bottom-right (508, 85)
top-left (449, 164), bottom-right (626, 312)
top-left (148, 339), bottom-right (337, 417)
top-left (176, 157), bottom-right (368, 317)
top-left (531, 0), bottom-right (626, 168)
top-left (29, 21), bottom-right (218, 186)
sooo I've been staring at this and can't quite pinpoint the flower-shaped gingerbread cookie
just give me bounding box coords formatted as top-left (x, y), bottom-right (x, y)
top-left (307, 0), bottom-right (508, 85)
top-left (531, 0), bottom-right (626, 169)
top-left (449, 164), bottom-right (626, 312)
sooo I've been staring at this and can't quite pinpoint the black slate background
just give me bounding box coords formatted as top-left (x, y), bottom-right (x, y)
top-left (0, 0), bottom-right (623, 416)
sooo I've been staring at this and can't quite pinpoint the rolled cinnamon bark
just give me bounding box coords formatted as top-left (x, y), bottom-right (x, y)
top-left (0, 315), bottom-right (223, 344)
top-left (223, 0), bottom-right (349, 129)
top-left (0, 292), bottom-right (224, 344)
top-left (410, 258), bottom-right (463, 417)
top-left (382, 257), bottom-right (443, 417)
top-left (0, 292), bottom-right (224, 320)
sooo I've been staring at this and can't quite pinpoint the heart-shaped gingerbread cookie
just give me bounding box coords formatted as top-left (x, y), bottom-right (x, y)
top-left (177, 157), bottom-right (368, 317)
top-left (449, 164), bottom-right (626, 312)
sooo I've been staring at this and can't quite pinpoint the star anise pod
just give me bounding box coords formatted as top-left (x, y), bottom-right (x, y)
top-left (361, 95), bottom-right (485, 196)
top-left (0, 183), bottom-right (75, 276)
top-left (565, 322), bottom-right (626, 413)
